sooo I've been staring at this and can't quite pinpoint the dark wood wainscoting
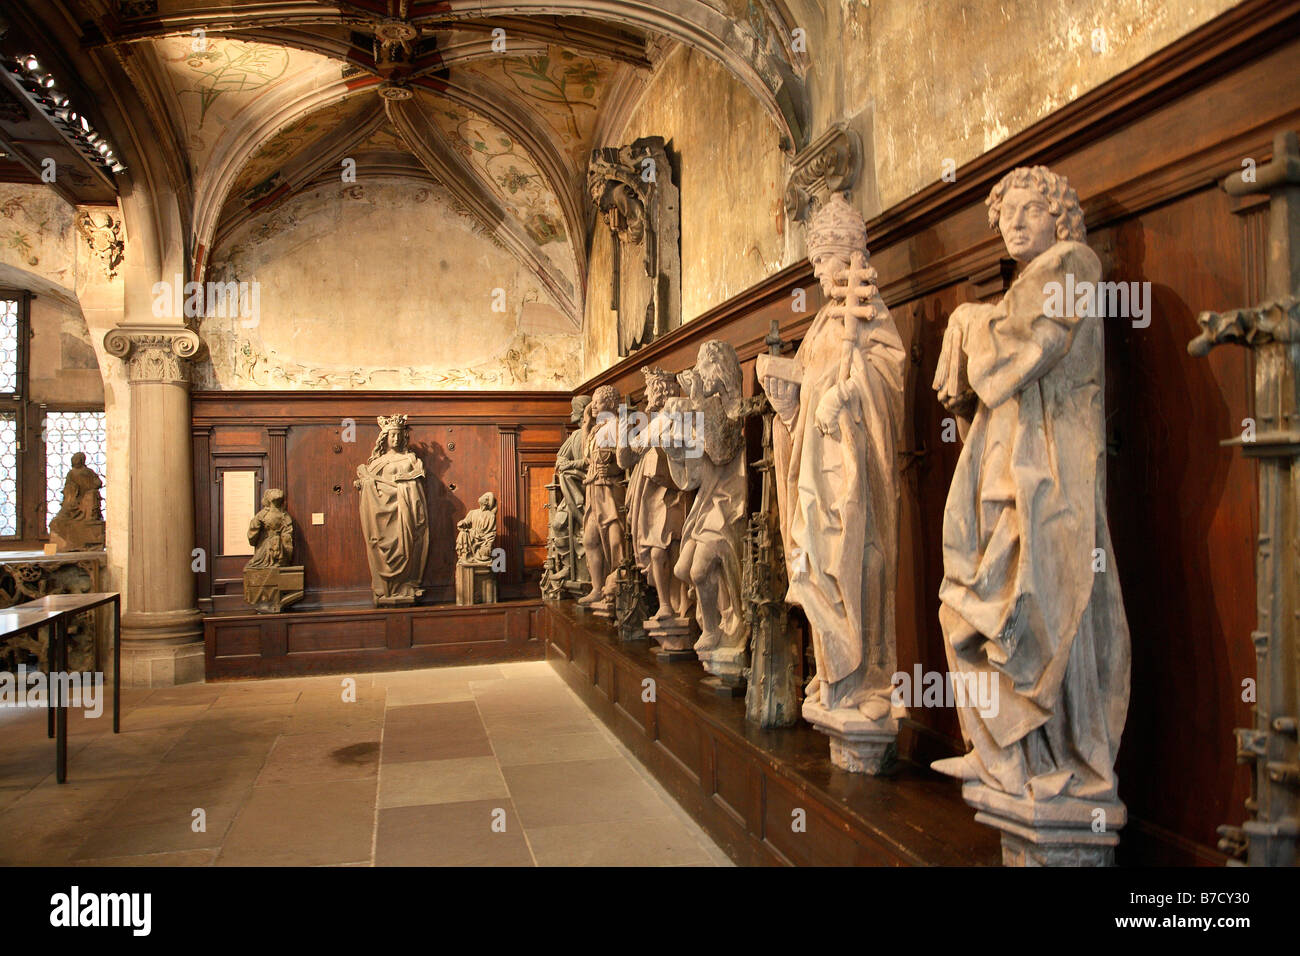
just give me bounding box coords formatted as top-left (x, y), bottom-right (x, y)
top-left (544, 602), bottom-right (1000, 867)
top-left (569, 2), bottom-right (1300, 866)
top-left (206, 599), bottom-right (546, 679)
top-left (191, 391), bottom-right (572, 614)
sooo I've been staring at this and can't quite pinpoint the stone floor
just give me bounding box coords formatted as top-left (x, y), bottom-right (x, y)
top-left (0, 662), bottom-right (732, 867)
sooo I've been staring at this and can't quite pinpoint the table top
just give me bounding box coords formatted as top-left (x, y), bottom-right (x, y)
top-left (0, 606), bottom-right (61, 638)
top-left (13, 592), bottom-right (120, 614)
top-left (0, 550), bottom-right (107, 565)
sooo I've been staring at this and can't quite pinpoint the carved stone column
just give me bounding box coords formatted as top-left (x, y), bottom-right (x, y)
top-left (1191, 130), bottom-right (1300, 868)
top-left (103, 327), bottom-right (206, 686)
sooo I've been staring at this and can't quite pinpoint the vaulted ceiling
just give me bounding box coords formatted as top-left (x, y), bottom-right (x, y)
top-left (0, 1), bottom-right (809, 325)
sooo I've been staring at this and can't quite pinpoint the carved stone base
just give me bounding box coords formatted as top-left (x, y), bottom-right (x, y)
top-left (646, 615), bottom-right (694, 652)
top-left (120, 640), bottom-right (204, 687)
top-left (48, 519), bottom-right (105, 552)
top-left (696, 643), bottom-right (747, 686)
top-left (802, 698), bottom-right (898, 774)
top-left (243, 566), bottom-right (304, 614)
top-left (455, 563), bottom-right (498, 606)
top-left (962, 782), bottom-right (1126, 867)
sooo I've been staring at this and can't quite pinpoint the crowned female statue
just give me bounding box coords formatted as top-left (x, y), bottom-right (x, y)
top-left (758, 192), bottom-right (906, 773)
top-left (354, 414), bottom-right (429, 606)
top-left (931, 165), bottom-right (1130, 864)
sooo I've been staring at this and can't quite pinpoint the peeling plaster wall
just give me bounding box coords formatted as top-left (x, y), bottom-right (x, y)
top-left (582, 0), bottom-right (1243, 379)
top-left (801, 0), bottom-right (1243, 212)
top-left (584, 44), bottom-right (793, 377)
top-left (199, 177), bottom-right (583, 390)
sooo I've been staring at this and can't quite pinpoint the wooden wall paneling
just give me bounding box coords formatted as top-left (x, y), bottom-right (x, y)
top-left (497, 425), bottom-right (521, 587)
top-left (193, 392), bottom-right (571, 611)
top-left (192, 425), bottom-right (213, 609)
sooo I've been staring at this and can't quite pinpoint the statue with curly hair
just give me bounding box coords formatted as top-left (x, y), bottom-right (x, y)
top-left (931, 165), bottom-right (1131, 856)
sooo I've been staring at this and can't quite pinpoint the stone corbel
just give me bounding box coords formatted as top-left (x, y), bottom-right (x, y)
top-left (103, 327), bottom-right (204, 385)
top-left (75, 209), bottom-right (125, 281)
top-left (785, 124), bottom-right (862, 223)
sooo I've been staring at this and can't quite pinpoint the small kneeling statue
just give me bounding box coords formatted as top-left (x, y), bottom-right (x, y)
top-left (243, 488), bottom-right (304, 613)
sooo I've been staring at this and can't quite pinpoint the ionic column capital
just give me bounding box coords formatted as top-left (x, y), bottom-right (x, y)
top-left (103, 327), bottom-right (204, 385)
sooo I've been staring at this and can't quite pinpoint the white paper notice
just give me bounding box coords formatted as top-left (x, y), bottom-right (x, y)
top-left (223, 470), bottom-right (257, 556)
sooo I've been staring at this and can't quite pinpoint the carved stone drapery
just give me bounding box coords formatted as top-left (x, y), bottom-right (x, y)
top-left (784, 124), bottom-right (862, 224)
top-left (103, 328), bottom-right (204, 385)
top-left (588, 137), bottom-right (681, 357)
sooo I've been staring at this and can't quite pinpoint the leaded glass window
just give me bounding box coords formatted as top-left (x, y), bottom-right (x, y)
top-left (44, 411), bottom-right (107, 532)
top-left (0, 413), bottom-right (16, 536)
top-left (0, 298), bottom-right (17, 394)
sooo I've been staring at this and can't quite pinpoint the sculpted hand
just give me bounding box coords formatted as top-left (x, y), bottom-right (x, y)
top-left (759, 374), bottom-right (800, 428)
top-left (814, 385), bottom-right (845, 439)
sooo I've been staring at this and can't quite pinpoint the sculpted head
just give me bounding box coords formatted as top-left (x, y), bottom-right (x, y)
top-left (987, 166), bottom-right (1085, 263)
top-left (569, 395), bottom-right (592, 424)
top-left (696, 340), bottom-right (742, 409)
top-left (371, 413), bottom-right (410, 460)
top-left (262, 488), bottom-right (286, 510)
top-left (591, 384), bottom-right (620, 416)
top-left (71, 452), bottom-right (86, 469)
top-left (477, 491), bottom-right (497, 512)
top-left (806, 192), bottom-right (868, 297)
top-left (640, 366), bottom-right (679, 413)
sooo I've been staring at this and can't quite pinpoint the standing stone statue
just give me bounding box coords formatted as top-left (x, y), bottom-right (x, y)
top-left (551, 395), bottom-right (593, 597)
top-left (48, 452), bottom-right (105, 551)
top-left (354, 414), bottom-right (429, 607)
top-left (930, 165), bottom-right (1131, 865)
top-left (455, 492), bottom-right (499, 606)
top-left (243, 488), bottom-right (304, 613)
top-left (616, 366), bottom-right (696, 654)
top-left (758, 192), bottom-right (907, 772)
top-left (578, 385), bottom-right (626, 614)
top-left (663, 341), bottom-right (749, 691)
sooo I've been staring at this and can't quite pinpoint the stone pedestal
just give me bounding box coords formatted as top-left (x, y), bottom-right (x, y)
top-left (803, 697), bottom-right (898, 774)
top-left (647, 615), bottom-right (695, 661)
top-left (697, 643), bottom-right (747, 685)
top-left (103, 328), bottom-right (205, 687)
top-left (962, 782), bottom-right (1126, 867)
top-left (49, 519), bottom-right (105, 552)
top-left (243, 565), bottom-right (304, 613)
top-left (455, 563), bottom-right (497, 606)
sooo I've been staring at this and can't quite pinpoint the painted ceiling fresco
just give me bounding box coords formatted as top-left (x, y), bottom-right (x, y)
top-left (150, 36), bottom-right (344, 180)
top-left (459, 46), bottom-right (618, 167)
top-left (421, 92), bottom-right (574, 281)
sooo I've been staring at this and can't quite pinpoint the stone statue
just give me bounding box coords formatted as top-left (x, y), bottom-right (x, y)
top-left (663, 341), bottom-right (750, 690)
top-left (588, 137), bottom-right (682, 355)
top-left (577, 385), bottom-right (627, 613)
top-left (552, 395), bottom-right (592, 597)
top-left (616, 366), bottom-right (696, 653)
top-left (930, 165), bottom-right (1131, 865)
top-left (243, 488), bottom-right (303, 613)
top-left (354, 414), bottom-right (429, 607)
top-left (48, 452), bottom-right (105, 551)
top-left (758, 192), bottom-right (907, 772)
top-left (455, 492), bottom-right (498, 564)
top-left (455, 492), bottom-right (499, 605)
